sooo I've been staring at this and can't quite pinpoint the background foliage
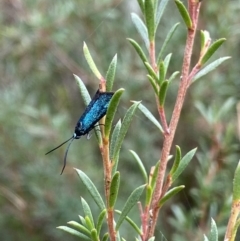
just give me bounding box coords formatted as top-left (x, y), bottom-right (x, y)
top-left (0, 0), bottom-right (239, 240)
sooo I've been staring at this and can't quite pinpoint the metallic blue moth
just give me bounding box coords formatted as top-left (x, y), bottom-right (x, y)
top-left (46, 89), bottom-right (114, 174)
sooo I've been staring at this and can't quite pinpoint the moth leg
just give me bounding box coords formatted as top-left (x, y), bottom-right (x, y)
top-left (94, 123), bottom-right (105, 127)
top-left (92, 123), bottom-right (105, 133)
top-left (86, 126), bottom-right (103, 140)
top-left (86, 132), bottom-right (92, 140)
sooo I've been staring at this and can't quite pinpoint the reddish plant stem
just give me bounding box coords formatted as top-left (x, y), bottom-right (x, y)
top-left (159, 105), bottom-right (169, 134)
top-left (100, 77), bottom-right (115, 241)
top-left (138, 202), bottom-right (146, 240)
top-left (142, 167), bottom-right (156, 240)
top-left (224, 200), bottom-right (240, 241)
top-left (161, 175), bottom-right (172, 198)
top-left (101, 135), bottom-right (116, 241)
top-left (99, 78), bottom-right (116, 241)
top-left (107, 208), bottom-right (116, 241)
top-left (149, 40), bottom-right (157, 71)
top-left (151, 39), bottom-right (170, 135)
top-left (187, 63), bottom-right (201, 86)
top-left (147, 1), bottom-right (202, 238)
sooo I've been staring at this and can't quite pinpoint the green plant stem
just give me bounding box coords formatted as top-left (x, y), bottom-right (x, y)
top-left (147, 1), bottom-right (202, 238)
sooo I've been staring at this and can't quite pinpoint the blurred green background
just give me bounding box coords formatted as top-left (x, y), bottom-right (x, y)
top-left (0, 0), bottom-right (239, 240)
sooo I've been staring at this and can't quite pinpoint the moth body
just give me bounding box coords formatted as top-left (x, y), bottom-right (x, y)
top-left (46, 89), bottom-right (114, 174)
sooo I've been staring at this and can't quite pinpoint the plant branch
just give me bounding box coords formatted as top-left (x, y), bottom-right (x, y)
top-left (224, 200), bottom-right (240, 241)
top-left (101, 134), bottom-right (116, 241)
top-left (147, 1), bottom-right (202, 238)
top-left (158, 105), bottom-right (169, 134)
top-left (149, 40), bottom-right (157, 71)
top-left (99, 78), bottom-right (116, 241)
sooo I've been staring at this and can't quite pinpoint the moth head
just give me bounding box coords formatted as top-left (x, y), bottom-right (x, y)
top-left (75, 121), bottom-right (85, 138)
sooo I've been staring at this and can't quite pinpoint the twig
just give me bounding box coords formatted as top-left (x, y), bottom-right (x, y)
top-left (147, 1), bottom-right (202, 238)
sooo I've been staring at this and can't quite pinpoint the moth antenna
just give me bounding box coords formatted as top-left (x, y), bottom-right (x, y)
top-left (45, 135), bottom-right (74, 155)
top-left (60, 137), bottom-right (75, 175)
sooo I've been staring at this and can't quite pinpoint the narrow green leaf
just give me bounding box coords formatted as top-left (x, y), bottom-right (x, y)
top-left (200, 30), bottom-right (205, 51)
top-left (129, 150), bottom-right (148, 183)
top-left (112, 102), bottom-right (140, 161)
top-left (68, 221), bottom-right (91, 236)
top-left (201, 38), bottom-right (226, 65)
top-left (116, 229), bottom-right (121, 241)
top-left (195, 101), bottom-right (211, 124)
top-left (148, 237), bottom-right (155, 241)
top-left (158, 185), bottom-right (185, 207)
top-left (216, 97), bottom-right (235, 121)
top-left (145, 185), bottom-right (153, 205)
top-left (150, 161), bottom-right (160, 189)
top-left (200, 30), bottom-right (210, 51)
top-left (131, 13), bottom-right (150, 49)
top-left (144, 62), bottom-right (159, 82)
top-left (110, 120), bottom-right (121, 161)
top-left (102, 233), bottom-right (109, 241)
top-left (163, 53), bottom-right (172, 76)
top-left (169, 71), bottom-right (180, 83)
top-left (159, 80), bottom-right (169, 107)
top-left (153, 0), bottom-right (159, 13)
top-left (96, 209), bottom-right (107, 235)
top-left (203, 234), bottom-right (209, 241)
top-left (115, 185), bottom-right (146, 231)
top-left (206, 106), bottom-right (214, 125)
top-left (233, 161), bottom-right (240, 201)
top-left (134, 102), bottom-right (163, 133)
top-left (109, 172), bottom-right (121, 208)
top-left (174, 0), bottom-right (192, 29)
top-left (208, 218), bottom-right (218, 241)
top-left (83, 42), bottom-right (102, 79)
top-left (112, 152), bottom-right (120, 175)
top-left (91, 229), bottom-right (98, 241)
top-left (157, 23), bottom-right (180, 64)
top-left (172, 148), bottom-right (197, 182)
top-left (171, 205), bottom-right (186, 223)
top-left (106, 54), bottom-right (117, 92)
top-left (137, 0), bottom-right (145, 14)
top-left (127, 38), bottom-right (148, 64)
top-left (159, 61), bottom-right (165, 84)
top-left (74, 74), bottom-right (91, 105)
top-left (81, 197), bottom-right (94, 228)
top-left (79, 215), bottom-right (87, 226)
top-left (105, 89), bottom-right (125, 138)
top-left (145, 0), bottom-right (155, 41)
top-left (155, 0), bottom-right (170, 29)
top-left (57, 226), bottom-right (91, 240)
top-left (85, 216), bottom-right (94, 230)
top-left (192, 57), bottom-right (231, 83)
top-left (147, 74), bottom-right (158, 94)
top-left (76, 169), bottom-right (105, 211)
top-left (169, 145), bottom-right (182, 175)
